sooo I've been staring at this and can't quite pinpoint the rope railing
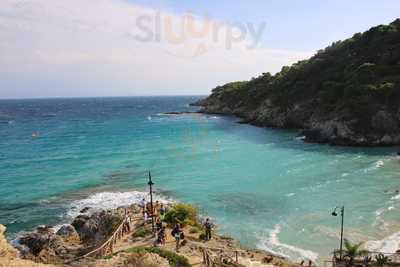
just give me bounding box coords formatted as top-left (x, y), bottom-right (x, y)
top-left (66, 215), bottom-right (133, 264)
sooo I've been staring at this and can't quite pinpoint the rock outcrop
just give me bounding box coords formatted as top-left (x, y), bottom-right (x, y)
top-left (56, 224), bottom-right (80, 245)
top-left (71, 209), bottom-right (123, 245)
top-left (17, 225), bottom-right (81, 264)
top-left (0, 224), bottom-right (54, 267)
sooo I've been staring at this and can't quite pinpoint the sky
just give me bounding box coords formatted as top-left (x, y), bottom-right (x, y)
top-left (0, 0), bottom-right (399, 99)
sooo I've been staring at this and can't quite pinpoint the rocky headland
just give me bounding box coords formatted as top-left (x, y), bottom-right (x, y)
top-left (193, 19), bottom-right (400, 147)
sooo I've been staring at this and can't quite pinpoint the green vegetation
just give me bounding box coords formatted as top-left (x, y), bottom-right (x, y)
top-left (375, 253), bottom-right (389, 267)
top-left (342, 239), bottom-right (368, 266)
top-left (164, 204), bottom-right (198, 226)
top-left (125, 247), bottom-right (191, 267)
top-left (199, 19), bottom-right (400, 145)
top-left (132, 226), bottom-right (152, 238)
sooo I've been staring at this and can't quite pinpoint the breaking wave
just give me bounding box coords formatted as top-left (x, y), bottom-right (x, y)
top-left (257, 224), bottom-right (319, 262)
top-left (66, 191), bottom-right (172, 219)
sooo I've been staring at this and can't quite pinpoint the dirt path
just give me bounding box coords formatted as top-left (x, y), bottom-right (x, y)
top-left (72, 206), bottom-right (298, 267)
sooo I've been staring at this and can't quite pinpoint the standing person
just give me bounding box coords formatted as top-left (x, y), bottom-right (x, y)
top-left (139, 198), bottom-right (146, 215)
top-left (171, 224), bottom-right (182, 252)
top-left (203, 218), bottom-right (213, 241)
top-left (154, 200), bottom-right (160, 216)
top-left (160, 226), bottom-right (166, 245)
top-left (157, 226), bottom-right (166, 246)
top-left (156, 218), bottom-right (162, 232)
top-left (146, 202), bottom-right (152, 215)
top-left (125, 211), bottom-right (131, 232)
top-left (159, 204), bottom-right (166, 221)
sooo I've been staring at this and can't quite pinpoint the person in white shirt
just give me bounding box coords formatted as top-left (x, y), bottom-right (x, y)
top-left (139, 198), bottom-right (146, 215)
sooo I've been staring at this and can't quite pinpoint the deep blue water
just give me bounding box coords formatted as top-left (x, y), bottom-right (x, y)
top-left (1, 96), bottom-right (400, 261)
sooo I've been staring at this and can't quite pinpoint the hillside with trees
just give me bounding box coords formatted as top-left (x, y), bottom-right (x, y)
top-left (195, 19), bottom-right (400, 146)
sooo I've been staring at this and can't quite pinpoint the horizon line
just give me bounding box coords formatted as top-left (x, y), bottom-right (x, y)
top-left (0, 94), bottom-right (208, 101)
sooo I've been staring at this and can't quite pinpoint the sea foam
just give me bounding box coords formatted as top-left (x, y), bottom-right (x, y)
top-left (66, 191), bottom-right (172, 219)
top-left (365, 231), bottom-right (400, 254)
top-left (257, 224), bottom-right (319, 262)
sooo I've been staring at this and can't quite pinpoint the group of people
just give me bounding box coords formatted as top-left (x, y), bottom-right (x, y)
top-left (138, 198), bottom-right (214, 252)
top-left (138, 198), bottom-right (172, 248)
top-left (139, 198), bottom-right (168, 223)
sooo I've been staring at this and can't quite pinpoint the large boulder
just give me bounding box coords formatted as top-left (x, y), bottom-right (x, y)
top-left (18, 226), bottom-right (68, 257)
top-left (71, 210), bottom-right (123, 245)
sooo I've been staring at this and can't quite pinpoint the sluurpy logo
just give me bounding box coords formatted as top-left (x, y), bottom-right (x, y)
top-left (132, 11), bottom-right (267, 58)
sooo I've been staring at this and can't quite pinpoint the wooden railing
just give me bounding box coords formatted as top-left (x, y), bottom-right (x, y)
top-left (202, 247), bottom-right (243, 267)
top-left (66, 215), bottom-right (133, 263)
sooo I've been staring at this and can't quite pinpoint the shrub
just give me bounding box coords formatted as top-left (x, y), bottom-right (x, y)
top-left (164, 204), bottom-right (198, 226)
top-left (126, 247), bottom-right (191, 267)
top-left (132, 226), bottom-right (152, 238)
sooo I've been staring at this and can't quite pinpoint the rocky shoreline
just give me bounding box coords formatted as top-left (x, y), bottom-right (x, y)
top-left (1, 201), bottom-right (298, 267)
top-left (191, 99), bottom-right (400, 147)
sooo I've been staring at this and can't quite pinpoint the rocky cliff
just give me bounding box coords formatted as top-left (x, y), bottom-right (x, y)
top-left (0, 224), bottom-right (54, 267)
top-left (195, 19), bottom-right (400, 146)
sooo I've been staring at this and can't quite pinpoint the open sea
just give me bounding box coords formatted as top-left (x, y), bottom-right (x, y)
top-left (1, 96), bottom-right (400, 262)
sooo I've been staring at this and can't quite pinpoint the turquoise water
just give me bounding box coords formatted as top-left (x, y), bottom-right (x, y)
top-left (1, 96), bottom-right (400, 262)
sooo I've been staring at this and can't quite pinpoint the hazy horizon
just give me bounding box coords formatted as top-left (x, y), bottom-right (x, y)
top-left (0, 94), bottom-right (207, 100)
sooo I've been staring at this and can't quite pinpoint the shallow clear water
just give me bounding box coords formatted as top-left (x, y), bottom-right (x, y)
top-left (1, 96), bottom-right (400, 262)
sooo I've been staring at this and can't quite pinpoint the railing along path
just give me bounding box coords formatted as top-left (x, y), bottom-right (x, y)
top-left (67, 215), bottom-right (134, 263)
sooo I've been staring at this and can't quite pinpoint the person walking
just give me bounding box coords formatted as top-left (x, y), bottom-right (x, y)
top-left (171, 224), bottom-right (182, 252)
top-left (124, 211), bottom-right (131, 232)
top-left (203, 218), bottom-right (213, 241)
top-left (156, 226), bottom-right (166, 246)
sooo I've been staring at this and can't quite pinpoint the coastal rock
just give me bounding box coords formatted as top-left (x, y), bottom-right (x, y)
top-left (71, 210), bottom-right (123, 245)
top-left (56, 225), bottom-right (80, 244)
top-left (80, 207), bottom-right (92, 214)
top-left (0, 224), bottom-right (54, 267)
top-left (19, 227), bottom-right (67, 257)
top-left (19, 228), bottom-right (54, 255)
top-left (371, 110), bottom-right (399, 133)
top-left (0, 224), bottom-right (18, 259)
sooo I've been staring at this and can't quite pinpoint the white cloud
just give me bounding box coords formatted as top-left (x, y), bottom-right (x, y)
top-left (0, 0), bottom-right (313, 98)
